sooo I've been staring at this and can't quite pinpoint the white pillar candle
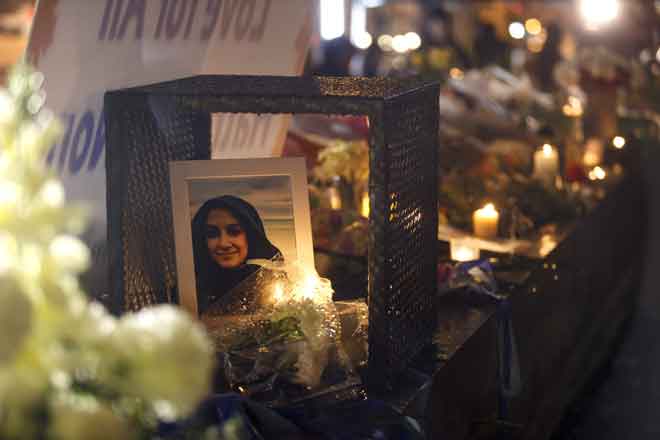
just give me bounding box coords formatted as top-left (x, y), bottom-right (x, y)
top-left (539, 233), bottom-right (557, 257)
top-left (450, 239), bottom-right (480, 262)
top-left (533, 144), bottom-right (559, 186)
top-left (327, 186), bottom-right (342, 210)
top-left (360, 192), bottom-right (370, 218)
top-left (473, 203), bottom-right (499, 239)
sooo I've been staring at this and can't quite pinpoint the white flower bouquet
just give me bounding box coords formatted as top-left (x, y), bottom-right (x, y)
top-left (202, 261), bottom-right (360, 407)
top-left (0, 64), bottom-right (215, 439)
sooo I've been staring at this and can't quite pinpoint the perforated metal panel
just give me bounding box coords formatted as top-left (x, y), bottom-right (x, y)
top-left (105, 95), bottom-right (211, 312)
top-left (104, 75), bottom-right (440, 391)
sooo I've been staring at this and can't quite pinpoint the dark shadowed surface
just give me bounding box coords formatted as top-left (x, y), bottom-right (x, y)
top-left (552, 145), bottom-right (660, 439)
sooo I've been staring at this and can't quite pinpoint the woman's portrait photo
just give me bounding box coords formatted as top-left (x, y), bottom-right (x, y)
top-left (189, 178), bottom-right (293, 314)
top-left (169, 158), bottom-right (313, 317)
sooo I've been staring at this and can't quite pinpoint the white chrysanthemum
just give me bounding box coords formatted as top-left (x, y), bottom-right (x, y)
top-left (20, 242), bottom-right (43, 279)
top-left (0, 179), bottom-right (22, 216)
top-left (291, 340), bottom-right (327, 389)
top-left (49, 235), bottom-right (90, 273)
top-left (0, 276), bottom-right (32, 364)
top-left (0, 90), bottom-right (14, 124)
top-left (39, 179), bottom-right (65, 208)
top-left (48, 397), bottom-right (135, 440)
top-left (111, 305), bottom-right (214, 419)
top-left (18, 122), bottom-right (41, 153)
top-left (0, 232), bottom-right (18, 274)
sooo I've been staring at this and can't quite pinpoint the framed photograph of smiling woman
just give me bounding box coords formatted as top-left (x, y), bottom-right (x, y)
top-left (169, 157), bottom-right (313, 317)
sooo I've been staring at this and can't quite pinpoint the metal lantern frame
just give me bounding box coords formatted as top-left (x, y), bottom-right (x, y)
top-left (105, 75), bottom-right (440, 390)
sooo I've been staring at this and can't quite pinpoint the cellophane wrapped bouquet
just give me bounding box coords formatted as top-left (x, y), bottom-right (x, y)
top-left (202, 260), bottom-right (360, 406)
top-left (0, 64), bottom-right (216, 439)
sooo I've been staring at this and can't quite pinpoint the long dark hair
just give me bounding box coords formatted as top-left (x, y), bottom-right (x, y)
top-left (191, 195), bottom-right (281, 312)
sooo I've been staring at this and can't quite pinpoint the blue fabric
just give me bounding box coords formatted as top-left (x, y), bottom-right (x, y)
top-left (159, 393), bottom-right (425, 439)
top-left (278, 399), bottom-right (425, 440)
top-left (453, 259), bottom-right (522, 418)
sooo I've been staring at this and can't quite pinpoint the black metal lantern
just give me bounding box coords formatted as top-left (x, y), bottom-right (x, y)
top-left (105, 75), bottom-right (440, 390)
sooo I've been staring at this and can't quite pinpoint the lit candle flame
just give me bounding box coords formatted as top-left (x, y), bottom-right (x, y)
top-left (542, 144), bottom-right (554, 156)
top-left (482, 203), bottom-right (497, 215)
top-left (302, 274), bottom-right (318, 300)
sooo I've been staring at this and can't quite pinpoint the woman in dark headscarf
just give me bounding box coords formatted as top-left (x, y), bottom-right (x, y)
top-left (191, 195), bottom-right (281, 314)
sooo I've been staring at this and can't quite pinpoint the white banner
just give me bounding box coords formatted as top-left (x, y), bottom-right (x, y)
top-left (27, 0), bottom-right (311, 300)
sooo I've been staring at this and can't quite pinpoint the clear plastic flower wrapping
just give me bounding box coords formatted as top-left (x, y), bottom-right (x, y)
top-left (201, 258), bottom-right (362, 406)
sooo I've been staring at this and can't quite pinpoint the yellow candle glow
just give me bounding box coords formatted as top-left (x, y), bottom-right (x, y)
top-left (583, 138), bottom-right (603, 167)
top-left (588, 166), bottom-right (606, 181)
top-left (450, 240), bottom-right (480, 262)
top-left (271, 281), bottom-right (284, 304)
top-left (360, 192), bottom-right (370, 218)
top-left (533, 144), bottom-right (559, 186)
top-left (612, 136), bottom-right (626, 149)
top-left (473, 203), bottom-right (499, 239)
top-left (539, 233), bottom-right (557, 257)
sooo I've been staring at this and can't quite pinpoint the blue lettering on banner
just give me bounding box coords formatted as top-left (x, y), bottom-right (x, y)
top-left (88, 110), bottom-right (105, 171)
top-left (56, 113), bottom-right (75, 171)
top-left (68, 111), bottom-right (94, 174)
top-left (215, 113), bottom-right (272, 153)
top-left (165, 0), bottom-right (187, 40)
top-left (99, 0), bottom-right (271, 42)
top-left (117, 0), bottom-right (146, 40)
top-left (200, 0), bottom-right (220, 40)
top-left (154, 0), bottom-right (169, 39)
top-left (183, 0), bottom-right (200, 39)
top-left (47, 109), bottom-right (106, 175)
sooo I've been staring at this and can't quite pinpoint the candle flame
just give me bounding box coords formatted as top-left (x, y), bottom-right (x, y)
top-left (612, 136), bottom-right (626, 149)
top-left (361, 193), bottom-right (370, 218)
top-left (482, 203), bottom-right (496, 213)
top-left (542, 144), bottom-right (554, 156)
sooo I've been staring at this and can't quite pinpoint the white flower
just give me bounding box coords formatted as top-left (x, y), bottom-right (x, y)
top-left (111, 305), bottom-right (214, 419)
top-left (0, 369), bottom-right (49, 439)
top-left (291, 340), bottom-right (328, 389)
top-left (49, 235), bottom-right (90, 273)
top-left (0, 276), bottom-right (32, 364)
top-left (48, 397), bottom-right (135, 440)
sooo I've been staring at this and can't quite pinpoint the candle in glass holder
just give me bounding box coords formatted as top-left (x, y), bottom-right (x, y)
top-left (360, 192), bottom-right (370, 218)
top-left (473, 203), bottom-right (499, 239)
top-left (450, 239), bottom-right (480, 262)
top-left (533, 144), bottom-right (559, 186)
top-left (327, 186), bottom-right (342, 210)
